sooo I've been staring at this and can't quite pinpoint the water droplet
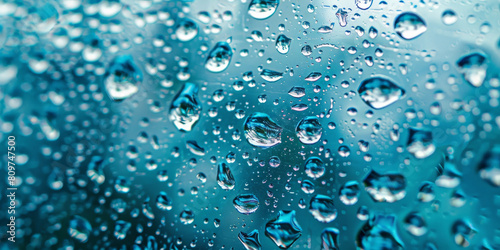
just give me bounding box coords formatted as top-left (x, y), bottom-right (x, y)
top-left (239, 229), bottom-right (262, 250)
top-left (358, 77), bottom-right (404, 110)
top-left (355, 0), bottom-right (373, 10)
top-left (260, 69), bottom-right (283, 82)
top-left (87, 156), bottom-right (105, 185)
top-left (244, 112), bottom-right (283, 148)
top-left (176, 19), bottom-right (198, 42)
top-left (404, 212), bottom-right (427, 236)
top-left (442, 10), bottom-right (457, 25)
top-left (364, 170), bottom-right (406, 202)
top-left (309, 194), bottom-right (338, 223)
top-left (265, 210), bottom-right (302, 249)
top-left (296, 116), bottom-right (322, 145)
top-left (217, 163), bottom-right (235, 190)
top-left (356, 214), bottom-right (404, 250)
top-left (417, 182), bottom-right (435, 202)
top-left (180, 209), bottom-right (195, 225)
top-left (68, 215), bottom-right (92, 243)
top-left (457, 52), bottom-right (488, 87)
top-left (248, 0), bottom-right (279, 20)
top-left (169, 83), bottom-right (202, 132)
top-left (233, 194), bottom-right (259, 214)
top-left (156, 192), bottom-right (172, 210)
top-left (394, 13), bottom-right (427, 40)
top-left (276, 34), bottom-right (291, 54)
top-left (452, 220), bottom-right (476, 247)
top-left (339, 181), bottom-right (360, 205)
top-left (304, 156), bottom-right (325, 179)
top-left (478, 145), bottom-right (500, 186)
top-left (288, 87), bottom-right (305, 98)
top-left (321, 228), bottom-right (340, 250)
top-left (104, 55), bottom-right (142, 101)
top-left (407, 128), bottom-right (435, 159)
top-left (336, 9), bottom-right (348, 27)
top-left (186, 140), bottom-right (205, 156)
top-left (305, 72), bottom-right (322, 82)
top-left (205, 42), bottom-right (232, 73)
top-left (114, 220), bottom-right (131, 240)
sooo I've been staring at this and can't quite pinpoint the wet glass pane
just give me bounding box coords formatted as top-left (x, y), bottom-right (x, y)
top-left (1, 0), bottom-right (500, 249)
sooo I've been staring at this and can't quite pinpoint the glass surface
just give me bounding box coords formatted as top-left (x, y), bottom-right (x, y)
top-left (0, 0), bottom-right (499, 249)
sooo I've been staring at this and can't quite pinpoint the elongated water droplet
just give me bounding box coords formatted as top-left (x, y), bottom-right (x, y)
top-left (309, 194), bottom-right (338, 223)
top-left (260, 69), bottom-right (283, 82)
top-left (217, 162), bottom-right (235, 190)
top-left (336, 9), bottom-right (348, 27)
top-left (358, 77), bottom-right (405, 109)
top-left (364, 170), bottom-right (406, 202)
top-left (205, 42), bottom-right (232, 73)
top-left (394, 12), bottom-right (427, 40)
top-left (457, 52), bottom-right (488, 87)
top-left (186, 140), bottom-right (205, 156)
top-left (248, 0), bottom-right (279, 20)
top-left (265, 210), bottom-right (302, 249)
top-left (233, 194), bottom-right (259, 214)
top-left (288, 87), bottom-right (306, 98)
top-left (244, 112), bottom-right (282, 148)
top-left (169, 83), bottom-right (202, 132)
top-left (156, 192), bottom-right (172, 210)
top-left (104, 55), bottom-right (142, 101)
top-left (305, 72), bottom-right (322, 82)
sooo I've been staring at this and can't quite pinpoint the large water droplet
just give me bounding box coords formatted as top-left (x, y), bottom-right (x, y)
top-left (244, 112), bottom-right (283, 148)
top-left (452, 220), bottom-right (476, 247)
top-left (296, 116), bottom-right (322, 144)
top-left (265, 210), bottom-right (302, 249)
top-left (457, 52), bottom-right (488, 87)
top-left (358, 77), bottom-right (405, 109)
top-left (248, 0), bottom-right (279, 20)
top-left (394, 13), bottom-right (427, 40)
top-left (363, 170), bottom-right (406, 202)
top-left (169, 83), bottom-right (202, 132)
top-left (217, 163), bottom-right (235, 190)
top-left (288, 86), bottom-right (306, 98)
top-left (205, 42), bottom-right (232, 73)
top-left (233, 194), bottom-right (259, 214)
top-left (104, 55), bottom-right (142, 101)
top-left (309, 194), bottom-right (338, 223)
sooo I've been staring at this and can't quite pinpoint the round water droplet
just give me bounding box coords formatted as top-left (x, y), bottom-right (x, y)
top-left (304, 156), bottom-right (325, 179)
top-left (248, 0), bottom-right (279, 20)
top-left (296, 116), bottom-right (322, 145)
top-left (394, 12), bottom-right (427, 40)
top-left (205, 42), bottom-right (232, 73)
top-left (309, 194), bottom-right (338, 223)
